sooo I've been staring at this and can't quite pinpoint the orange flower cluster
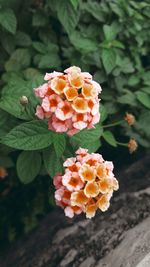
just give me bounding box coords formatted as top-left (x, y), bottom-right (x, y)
top-left (34, 66), bottom-right (101, 135)
top-left (53, 148), bottom-right (119, 218)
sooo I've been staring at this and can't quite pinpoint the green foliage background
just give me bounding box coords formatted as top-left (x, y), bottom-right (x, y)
top-left (0, 0), bottom-right (150, 247)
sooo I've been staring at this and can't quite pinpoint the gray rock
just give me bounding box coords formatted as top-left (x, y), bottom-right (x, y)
top-left (96, 216), bottom-right (150, 267)
top-left (60, 249), bottom-right (77, 267)
top-left (79, 257), bottom-right (95, 267)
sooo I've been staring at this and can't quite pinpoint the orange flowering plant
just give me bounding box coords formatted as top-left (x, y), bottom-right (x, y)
top-left (54, 148), bottom-right (119, 218)
top-left (0, 65), bottom-right (137, 187)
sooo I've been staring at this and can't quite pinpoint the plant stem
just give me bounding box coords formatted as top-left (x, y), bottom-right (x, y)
top-left (116, 141), bottom-right (128, 147)
top-left (103, 120), bottom-right (124, 128)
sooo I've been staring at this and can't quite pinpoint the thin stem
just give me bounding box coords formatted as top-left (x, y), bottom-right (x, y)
top-left (103, 120), bottom-right (124, 128)
top-left (116, 141), bottom-right (128, 147)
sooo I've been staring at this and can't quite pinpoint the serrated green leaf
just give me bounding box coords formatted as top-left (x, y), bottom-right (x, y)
top-left (0, 8), bottom-right (17, 34)
top-left (38, 53), bottom-right (61, 69)
top-left (136, 91), bottom-right (150, 109)
top-left (103, 131), bottom-right (117, 147)
top-left (102, 49), bottom-right (116, 74)
top-left (2, 120), bottom-right (54, 150)
top-left (79, 139), bottom-right (101, 153)
top-left (43, 147), bottom-right (63, 177)
top-left (0, 96), bottom-right (31, 120)
top-left (53, 134), bottom-right (66, 157)
top-left (71, 124), bottom-right (103, 145)
top-left (56, 0), bottom-right (79, 34)
top-left (70, 31), bottom-right (98, 53)
top-left (17, 151), bottom-right (41, 184)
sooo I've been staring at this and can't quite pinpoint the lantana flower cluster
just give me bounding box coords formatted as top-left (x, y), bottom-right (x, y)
top-left (53, 148), bottom-right (119, 219)
top-left (34, 66), bottom-right (101, 135)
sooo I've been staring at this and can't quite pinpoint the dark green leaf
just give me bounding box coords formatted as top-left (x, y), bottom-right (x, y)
top-left (43, 147), bottom-right (63, 177)
top-left (136, 91), bottom-right (150, 109)
top-left (53, 134), bottom-right (66, 157)
top-left (17, 151), bottom-right (41, 183)
top-left (2, 120), bottom-right (54, 150)
top-left (103, 131), bottom-right (117, 147)
top-left (0, 8), bottom-right (17, 34)
top-left (102, 49), bottom-right (116, 74)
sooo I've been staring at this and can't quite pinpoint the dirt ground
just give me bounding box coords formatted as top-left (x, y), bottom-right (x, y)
top-left (0, 154), bottom-right (150, 267)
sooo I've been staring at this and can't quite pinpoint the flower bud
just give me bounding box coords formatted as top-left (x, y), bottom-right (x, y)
top-left (20, 96), bottom-right (28, 106)
top-left (124, 113), bottom-right (135, 126)
top-left (128, 139), bottom-right (138, 153)
top-left (0, 167), bottom-right (7, 179)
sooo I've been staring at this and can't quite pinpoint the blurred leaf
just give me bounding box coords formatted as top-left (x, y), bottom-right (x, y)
top-left (0, 8), bottom-right (17, 34)
top-left (102, 48), bottom-right (116, 74)
top-left (15, 31), bottom-right (32, 47)
top-left (70, 31), bottom-right (98, 53)
top-left (17, 151), bottom-right (42, 183)
top-left (32, 11), bottom-right (48, 26)
top-left (56, 0), bottom-right (79, 34)
top-left (70, 0), bottom-right (79, 9)
top-left (103, 25), bottom-right (117, 41)
top-left (5, 49), bottom-right (31, 71)
top-left (136, 91), bottom-right (150, 109)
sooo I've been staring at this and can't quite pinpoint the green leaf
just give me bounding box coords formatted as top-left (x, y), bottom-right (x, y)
top-left (5, 49), bottom-right (31, 71)
top-left (17, 151), bottom-right (41, 184)
top-left (38, 53), bottom-right (61, 69)
top-left (53, 134), bottom-right (66, 157)
top-left (117, 90), bottom-right (137, 106)
top-left (70, 0), bottom-right (79, 9)
top-left (2, 120), bottom-right (54, 150)
top-left (15, 31), bottom-right (32, 47)
top-left (0, 96), bottom-right (31, 120)
top-left (82, 1), bottom-right (105, 22)
top-left (32, 11), bottom-right (48, 26)
top-left (103, 25), bottom-right (117, 41)
top-left (102, 49), bottom-right (116, 74)
top-left (0, 8), bottom-right (17, 34)
top-left (43, 147), bottom-right (63, 177)
top-left (71, 124), bottom-right (103, 146)
top-left (32, 42), bottom-right (46, 53)
top-left (103, 131), bottom-right (117, 147)
top-left (99, 104), bottom-right (108, 123)
top-left (79, 139), bottom-right (101, 153)
top-left (136, 91), bottom-right (150, 109)
top-left (70, 31), bottom-right (98, 53)
top-left (56, 0), bottom-right (79, 34)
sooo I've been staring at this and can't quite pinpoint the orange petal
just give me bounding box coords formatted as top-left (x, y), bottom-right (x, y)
top-left (69, 72), bottom-right (84, 88)
top-left (84, 182), bottom-right (99, 198)
top-left (96, 164), bottom-right (107, 179)
top-left (71, 190), bottom-right (88, 206)
top-left (72, 97), bottom-right (88, 113)
top-left (82, 83), bottom-right (97, 99)
top-left (51, 77), bottom-right (67, 94)
top-left (79, 164), bottom-right (96, 182)
top-left (97, 195), bottom-right (110, 212)
top-left (64, 87), bottom-right (78, 101)
top-left (85, 202), bottom-right (97, 218)
top-left (98, 179), bottom-right (111, 194)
